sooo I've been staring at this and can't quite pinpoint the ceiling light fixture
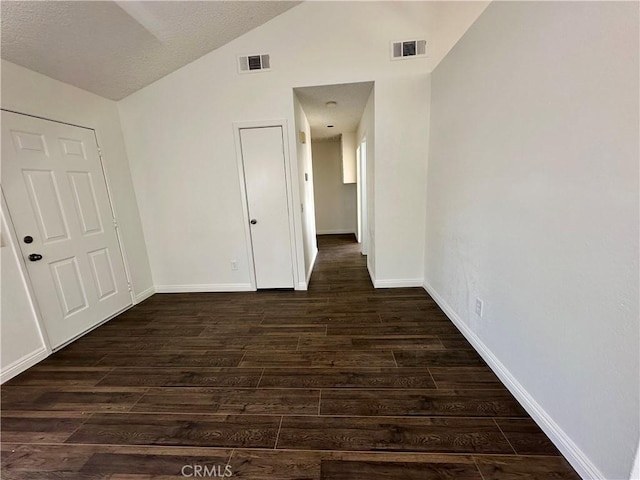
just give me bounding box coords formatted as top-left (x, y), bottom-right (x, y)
top-left (325, 101), bottom-right (338, 108)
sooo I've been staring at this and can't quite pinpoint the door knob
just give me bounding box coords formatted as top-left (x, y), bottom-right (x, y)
top-left (250, 219), bottom-right (257, 225)
top-left (28, 253), bottom-right (43, 262)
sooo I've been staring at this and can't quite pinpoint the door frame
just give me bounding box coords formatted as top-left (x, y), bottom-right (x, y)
top-left (0, 109), bottom-right (135, 348)
top-left (359, 135), bottom-right (368, 256)
top-left (233, 119), bottom-right (300, 290)
top-left (90, 127), bottom-right (137, 305)
top-left (356, 144), bottom-right (362, 244)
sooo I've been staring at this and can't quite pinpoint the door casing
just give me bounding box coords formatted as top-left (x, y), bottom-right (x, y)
top-left (359, 136), bottom-right (368, 256)
top-left (233, 119), bottom-right (301, 290)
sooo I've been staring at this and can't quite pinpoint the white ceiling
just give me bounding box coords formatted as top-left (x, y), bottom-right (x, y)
top-left (0, 1), bottom-right (300, 100)
top-left (295, 82), bottom-right (374, 141)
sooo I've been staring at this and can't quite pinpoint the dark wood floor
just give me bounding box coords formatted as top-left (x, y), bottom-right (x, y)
top-left (1, 235), bottom-right (580, 479)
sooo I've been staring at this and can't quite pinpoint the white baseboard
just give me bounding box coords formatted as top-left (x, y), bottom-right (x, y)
top-left (423, 280), bottom-right (604, 480)
top-left (316, 229), bottom-right (355, 235)
top-left (367, 261), bottom-right (376, 286)
top-left (155, 283), bottom-right (254, 293)
top-left (296, 247), bottom-right (320, 291)
top-left (374, 278), bottom-right (424, 288)
top-left (307, 247), bottom-right (318, 284)
top-left (134, 286), bottom-right (155, 304)
top-left (1, 346), bottom-right (49, 384)
top-left (630, 444), bottom-right (640, 480)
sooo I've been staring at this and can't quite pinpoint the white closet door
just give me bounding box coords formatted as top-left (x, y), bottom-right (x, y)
top-left (2, 111), bottom-right (131, 348)
top-left (240, 126), bottom-right (294, 289)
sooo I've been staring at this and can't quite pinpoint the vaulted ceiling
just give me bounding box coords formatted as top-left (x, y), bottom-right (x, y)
top-left (0, 1), bottom-right (301, 100)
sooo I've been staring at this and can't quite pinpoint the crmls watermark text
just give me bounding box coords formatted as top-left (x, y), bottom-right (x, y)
top-left (181, 464), bottom-right (233, 477)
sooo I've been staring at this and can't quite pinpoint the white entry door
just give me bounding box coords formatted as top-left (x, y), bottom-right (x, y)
top-left (1, 111), bottom-right (131, 348)
top-left (240, 126), bottom-right (294, 289)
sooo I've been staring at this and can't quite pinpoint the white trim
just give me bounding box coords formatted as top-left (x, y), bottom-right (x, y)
top-left (307, 247), bottom-right (318, 284)
top-left (423, 280), bottom-right (605, 480)
top-left (316, 229), bottom-right (355, 235)
top-left (630, 442), bottom-right (640, 480)
top-left (155, 284), bottom-right (254, 293)
top-left (296, 247), bottom-right (319, 291)
top-left (92, 129), bottom-right (136, 306)
top-left (232, 119), bottom-right (301, 291)
top-left (367, 260), bottom-right (376, 286)
top-left (374, 278), bottom-right (424, 288)
top-left (134, 286), bottom-right (155, 304)
top-left (285, 114), bottom-right (308, 292)
top-left (1, 347), bottom-right (49, 384)
top-left (359, 136), bottom-right (369, 256)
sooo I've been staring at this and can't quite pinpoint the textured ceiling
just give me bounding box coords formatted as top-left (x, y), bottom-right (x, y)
top-left (0, 1), bottom-right (300, 100)
top-left (295, 82), bottom-right (374, 141)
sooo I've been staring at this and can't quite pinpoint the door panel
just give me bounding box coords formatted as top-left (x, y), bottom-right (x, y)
top-left (11, 130), bottom-right (49, 158)
top-left (50, 256), bottom-right (88, 317)
top-left (59, 138), bottom-right (87, 159)
top-left (23, 169), bottom-right (70, 242)
top-left (2, 111), bottom-right (131, 348)
top-left (68, 172), bottom-right (103, 235)
top-left (240, 126), bottom-right (295, 289)
top-left (88, 248), bottom-right (118, 300)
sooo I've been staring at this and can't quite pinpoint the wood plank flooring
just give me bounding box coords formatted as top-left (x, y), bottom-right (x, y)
top-left (1, 235), bottom-right (580, 479)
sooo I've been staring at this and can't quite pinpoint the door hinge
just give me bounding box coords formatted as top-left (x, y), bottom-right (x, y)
top-left (113, 218), bottom-right (118, 229)
top-left (127, 282), bottom-right (132, 292)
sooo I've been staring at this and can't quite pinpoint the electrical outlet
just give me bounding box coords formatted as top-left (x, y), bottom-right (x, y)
top-left (475, 298), bottom-right (483, 317)
top-left (231, 261), bottom-right (238, 271)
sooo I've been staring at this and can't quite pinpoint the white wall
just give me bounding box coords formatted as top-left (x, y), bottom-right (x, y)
top-left (117, 1), bottom-right (487, 290)
top-left (424, 3), bottom-right (639, 479)
top-left (312, 139), bottom-right (357, 235)
top-left (293, 94), bottom-right (317, 280)
top-left (375, 75), bottom-right (430, 285)
top-left (0, 60), bottom-right (154, 380)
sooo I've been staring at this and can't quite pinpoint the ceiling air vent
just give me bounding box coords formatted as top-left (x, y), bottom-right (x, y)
top-left (390, 39), bottom-right (427, 60)
top-left (238, 54), bottom-right (271, 73)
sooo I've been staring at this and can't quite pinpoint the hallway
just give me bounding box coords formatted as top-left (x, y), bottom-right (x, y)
top-left (1, 235), bottom-right (579, 478)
